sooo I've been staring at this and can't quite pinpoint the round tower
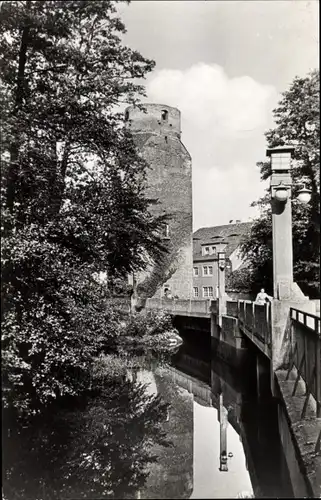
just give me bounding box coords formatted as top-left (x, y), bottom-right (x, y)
top-left (126, 103), bottom-right (193, 301)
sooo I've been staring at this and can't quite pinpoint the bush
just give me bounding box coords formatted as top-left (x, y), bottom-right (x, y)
top-left (124, 310), bottom-right (174, 339)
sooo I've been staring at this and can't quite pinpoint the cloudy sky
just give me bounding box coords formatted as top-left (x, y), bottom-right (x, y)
top-left (118, 0), bottom-right (319, 230)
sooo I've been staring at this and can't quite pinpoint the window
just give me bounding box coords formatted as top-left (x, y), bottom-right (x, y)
top-left (161, 109), bottom-right (168, 121)
top-left (203, 265), bottom-right (213, 276)
top-left (193, 287), bottom-right (199, 298)
top-left (193, 267), bottom-right (199, 277)
top-left (203, 286), bottom-right (213, 298)
top-left (201, 245), bottom-right (211, 256)
top-left (125, 110), bottom-right (129, 121)
top-left (212, 246), bottom-right (216, 254)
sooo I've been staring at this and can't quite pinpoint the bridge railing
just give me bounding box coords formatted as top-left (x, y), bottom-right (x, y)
top-left (286, 308), bottom-right (321, 418)
top-left (238, 300), bottom-right (271, 347)
top-left (145, 298), bottom-right (212, 316)
top-left (226, 300), bottom-right (238, 318)
top-left (145, 297), bottom-right (163, 311)
top-left (253, 303), bottom-right (272, 346)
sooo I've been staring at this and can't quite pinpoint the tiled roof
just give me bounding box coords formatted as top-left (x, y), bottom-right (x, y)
top-left (193, 222), bottom-right (253, 259)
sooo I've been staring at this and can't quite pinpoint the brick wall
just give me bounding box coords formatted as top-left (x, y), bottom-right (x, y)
top-left (126, 104), bottom-right (193, 299)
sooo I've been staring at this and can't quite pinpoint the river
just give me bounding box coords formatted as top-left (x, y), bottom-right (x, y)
top-left (2, 328), bottom-right (295, 499)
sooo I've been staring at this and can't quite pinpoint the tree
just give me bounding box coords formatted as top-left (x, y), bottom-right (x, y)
top-left (0, 0), bottom-right (167, 416)
top-left (237, 70), bottom-right (320, 297)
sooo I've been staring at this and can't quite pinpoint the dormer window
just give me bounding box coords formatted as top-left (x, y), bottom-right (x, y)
top-left (201, 244), bottom-right (220, 256)
top-left (161, 110), bottom-right (168, 122)
top-left (201, 245), bottom-right (210, 256)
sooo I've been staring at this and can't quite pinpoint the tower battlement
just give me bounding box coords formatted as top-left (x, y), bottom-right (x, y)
top-left (125, 103), bottom-right (181, 139)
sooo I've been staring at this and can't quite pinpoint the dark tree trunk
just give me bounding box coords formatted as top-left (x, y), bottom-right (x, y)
top-left (7, 1), bottom-right (31, 214)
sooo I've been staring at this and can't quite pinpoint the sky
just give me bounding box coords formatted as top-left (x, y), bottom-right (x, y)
top-left (118, 0), bottom-right (319, 230)
top-left (191, 402), bottom-right (253, 499)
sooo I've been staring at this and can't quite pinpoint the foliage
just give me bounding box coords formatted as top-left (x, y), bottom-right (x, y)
top-left (108, 277), bottom-right (134, 296)
top-left (2, 370), bottom-right (170, 499)
top-left (236, 70), bottom-right (320, 297)
top-left (124, 310), bottom-right (175, 338)
top-left (0, 0), bottom-right (167, 416)
top-left (226, 266), bottom-right (254, 293)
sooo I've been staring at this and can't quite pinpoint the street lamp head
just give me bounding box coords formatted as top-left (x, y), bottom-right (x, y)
top-left (274, 184), bottom-right (288, 203)
top-left (218, 251), bottom-right (226, 270)
top-left (297, 184), bottom-right (312, 204)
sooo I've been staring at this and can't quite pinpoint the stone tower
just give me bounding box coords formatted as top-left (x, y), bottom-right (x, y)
top-left (125, 103), bottom-right (193, 300)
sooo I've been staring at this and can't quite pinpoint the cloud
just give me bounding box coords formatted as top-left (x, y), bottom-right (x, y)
top-left (145, 63), bottom-right (276, 229)
top-left (192, 162), bottom-right (268, 231)
top-left (146, 63), bottom-right (276, 136)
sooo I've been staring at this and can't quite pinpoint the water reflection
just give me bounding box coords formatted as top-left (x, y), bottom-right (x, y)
top-left (2, 360), bottom-right (171, 500)
top-left (3, 334), bottom-right (295, 499)
top-left (127, 365), bottom-right (194, 499)
top-left (170, 333), bottom-right (294, 499)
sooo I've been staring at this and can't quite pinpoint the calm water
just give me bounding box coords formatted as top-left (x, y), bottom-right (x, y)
top-left (3, 329), bottom-right (294, 499)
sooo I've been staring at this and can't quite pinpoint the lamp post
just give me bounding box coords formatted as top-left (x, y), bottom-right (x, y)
top-left (267, 146), bottom-right (311, 300)
top-left (218, 251), bottom-right (226, 298)
top-left (217, 251), bottom-right (228, 321)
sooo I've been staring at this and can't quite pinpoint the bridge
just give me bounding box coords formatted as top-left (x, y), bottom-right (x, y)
top-left (145, 295), bottom-right (321, 497)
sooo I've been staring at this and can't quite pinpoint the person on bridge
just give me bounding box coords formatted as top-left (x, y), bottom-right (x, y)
top-left (255, 288), bottom-right (272, 305)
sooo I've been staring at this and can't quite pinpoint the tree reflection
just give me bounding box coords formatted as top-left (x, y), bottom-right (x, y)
top-left (3, 370), bottom-right (171, 500)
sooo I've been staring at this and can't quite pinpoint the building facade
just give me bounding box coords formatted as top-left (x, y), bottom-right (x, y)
top-left (126, 103), bottom-right (193, 300)
top-left (192, 222), bottom-right (252, 299)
